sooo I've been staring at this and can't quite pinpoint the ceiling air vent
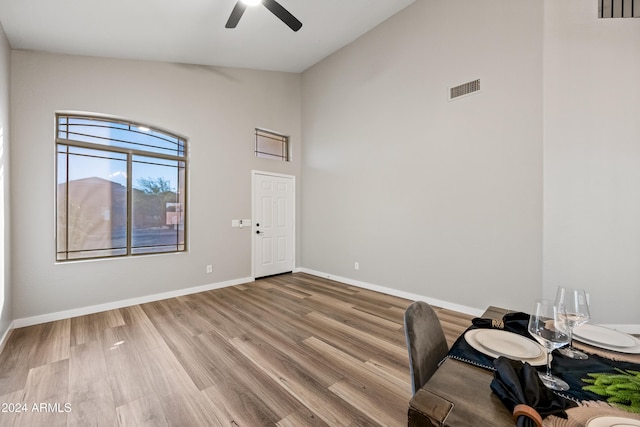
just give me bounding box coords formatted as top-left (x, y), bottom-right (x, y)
top-left (599, 0), bottom-right (639, 18)
top-left (449, 79), bottom-right (481, 101)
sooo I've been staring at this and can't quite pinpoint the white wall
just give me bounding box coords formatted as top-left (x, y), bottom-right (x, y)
top-left (301, 0), bottom-right (544, 314)
top-left (543, 1), bottom-right (640, 324)
top-left (10, 51), bottom-right (301, 320)
top-left (0, 24), bottom-right (11, 342)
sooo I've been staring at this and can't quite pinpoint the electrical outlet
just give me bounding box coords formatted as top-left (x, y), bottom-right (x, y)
top-left (206, 265), bottom-right (213, 274)
top-left (354, 262), bottom-right (359, 270)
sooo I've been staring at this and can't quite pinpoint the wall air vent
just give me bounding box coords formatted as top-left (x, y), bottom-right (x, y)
top-left (449, 79), bottom-right (481, 101)
top-left (599, 0), bottom-right (639, 17)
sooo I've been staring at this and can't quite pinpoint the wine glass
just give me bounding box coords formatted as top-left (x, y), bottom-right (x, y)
top-left (555, 286), bottom-right (590, 359)
top-left (528, 299), bottom-right (571, 391)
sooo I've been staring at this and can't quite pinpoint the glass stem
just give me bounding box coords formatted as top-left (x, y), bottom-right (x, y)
top-left (567, 327), bottom-right (573, 348)
top-left (545, 350), bottom-right (552, 377)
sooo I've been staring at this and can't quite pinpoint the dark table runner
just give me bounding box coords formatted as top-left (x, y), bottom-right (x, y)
top-left (445, 313), bottom-right (640, 403)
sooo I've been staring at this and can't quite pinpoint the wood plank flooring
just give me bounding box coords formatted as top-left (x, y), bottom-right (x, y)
top-left (0, 272), bottom-right (474, 427)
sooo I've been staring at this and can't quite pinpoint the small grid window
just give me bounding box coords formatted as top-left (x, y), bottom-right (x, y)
top-left (255, 129), bottom-right (289, 161)
top-left (56, 114), bottom-right (187, 261)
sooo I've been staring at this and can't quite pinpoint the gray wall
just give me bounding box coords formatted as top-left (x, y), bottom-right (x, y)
top-left (10, 51), bottom-right (301, 319)
top-left (300, 0), bottom-right (640, 326)
top-left (301, 0), bottom-right (544, 314)
top-left (0, 25), bottom-right (11, 341)
top-left (543, 0), bottom-right (640, 324)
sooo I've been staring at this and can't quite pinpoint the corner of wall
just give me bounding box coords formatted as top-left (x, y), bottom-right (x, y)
top-left (0, 21), bottom-right (13, 351)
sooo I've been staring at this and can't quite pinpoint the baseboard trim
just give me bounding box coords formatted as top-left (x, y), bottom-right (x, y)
top-left (0, 320), bottom-right (16, 354)
top-left (12, 276), bottom-right (254, 329)
top-left (299, 268), bottom-right (485, 317)
top-left (7, 270), bottom-right (640, 335)
top-left (298, 269), bottom-right (640, 334)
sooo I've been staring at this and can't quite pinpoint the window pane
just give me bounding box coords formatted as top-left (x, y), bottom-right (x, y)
top-left (57, 146), bottom-right (128, 259)
top-left (255, 129), bottom-right (288, 161)
top-left (59, 116), bottom-right (185, 158)
top-left (131, 156), bottom-right (185, 255)
top-left (56, 152), bottom-right (68, 260)
top-left (67, 248), bottom-right (127, 260)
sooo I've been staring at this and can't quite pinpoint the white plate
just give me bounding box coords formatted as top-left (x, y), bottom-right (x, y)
top-left (586, 416), bottom-right (640, 427)
top-left (574, 324), bottom-right (637, 348)
top-left (574, 334), bottom-right (640, 354)
top-left (475, 329), bottom-right (542, 359)
top-left (464, 329), bottom-right (549, 366)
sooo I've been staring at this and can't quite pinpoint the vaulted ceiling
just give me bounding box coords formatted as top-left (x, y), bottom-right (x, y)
top-left (0, 0), bottom-right (416, 72)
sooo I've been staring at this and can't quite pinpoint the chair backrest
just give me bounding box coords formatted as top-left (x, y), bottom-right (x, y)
top-left (404, 301), bottom-right (448, 395)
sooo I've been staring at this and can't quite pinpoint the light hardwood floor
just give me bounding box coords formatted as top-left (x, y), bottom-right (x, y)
top-left (0, 272), bottom-right (474, 427)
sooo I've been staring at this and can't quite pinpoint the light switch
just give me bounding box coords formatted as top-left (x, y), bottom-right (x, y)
top-left (241, 219), bottom-right (252, 226)
top-left (231, 219), bottom-right (240, 227)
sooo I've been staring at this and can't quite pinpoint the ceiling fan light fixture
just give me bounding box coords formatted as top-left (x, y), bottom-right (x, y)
top-left (226, 0), bottom-right (302, 31)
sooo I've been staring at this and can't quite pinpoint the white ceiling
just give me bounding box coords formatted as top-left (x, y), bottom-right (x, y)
top-left (0, 0), bottom-right (415, 73)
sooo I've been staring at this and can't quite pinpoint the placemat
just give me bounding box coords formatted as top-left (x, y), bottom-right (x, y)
top-left (446, 313), bottom-right (640, 404)
top-left (543, 401), bottom-right (640, 427)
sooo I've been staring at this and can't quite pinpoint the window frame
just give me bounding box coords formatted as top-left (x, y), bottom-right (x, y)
top-left (55, 113), bottom-right (188, 262)
top-left (254, 128), bottom-right (290, 161)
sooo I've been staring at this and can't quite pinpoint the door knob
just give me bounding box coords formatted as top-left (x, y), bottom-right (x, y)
top-left (256, 230), bottom-right (261, 234)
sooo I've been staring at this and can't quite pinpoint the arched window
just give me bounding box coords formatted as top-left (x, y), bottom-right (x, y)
top-left (56, 114), bottom-right (187, 261)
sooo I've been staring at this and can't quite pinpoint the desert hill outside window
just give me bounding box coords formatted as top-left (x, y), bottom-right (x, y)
top-left (56, 114), bottom-right (187, 261)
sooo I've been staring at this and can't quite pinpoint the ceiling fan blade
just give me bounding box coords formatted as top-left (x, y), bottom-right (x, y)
top-left (262, 0), bottom-right (302, 32)
top-left (225, 1), bottom-right (248, 29)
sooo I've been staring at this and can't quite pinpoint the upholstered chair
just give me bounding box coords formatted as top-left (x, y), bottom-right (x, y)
top-left (404, 301), bottom-right (448, 395)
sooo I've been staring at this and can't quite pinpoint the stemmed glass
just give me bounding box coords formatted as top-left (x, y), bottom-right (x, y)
top-left (555, 286), bottom-right (590, 360)
top-left (528, 299), bottom-right (571, 391)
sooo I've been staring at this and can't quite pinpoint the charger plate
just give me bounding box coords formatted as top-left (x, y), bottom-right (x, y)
top-left (574, 324), bottom-right (637, 348)
top-left (465, 329), bottom-right (548, 365)
top-left (573, 325), bottom-right (640, 354)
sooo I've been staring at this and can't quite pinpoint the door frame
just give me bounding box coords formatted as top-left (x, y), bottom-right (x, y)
top-left (251, 170), bottom-right (296, 279)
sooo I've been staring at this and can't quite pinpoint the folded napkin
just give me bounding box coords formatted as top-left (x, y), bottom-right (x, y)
top-left (491, 357), bottom-right (578, 427)
top-left (472, 311), bottom-right (530, 336)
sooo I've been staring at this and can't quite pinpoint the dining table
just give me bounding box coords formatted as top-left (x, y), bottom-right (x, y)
top-left (408, 306), bottom-right (640, 427)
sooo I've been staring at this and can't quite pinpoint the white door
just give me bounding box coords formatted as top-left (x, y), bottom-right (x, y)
top-left (252, 171), bottom-right (295, 278)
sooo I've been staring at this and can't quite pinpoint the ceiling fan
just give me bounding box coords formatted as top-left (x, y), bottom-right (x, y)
top-left (225, 0), bottom-right (303, 32)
